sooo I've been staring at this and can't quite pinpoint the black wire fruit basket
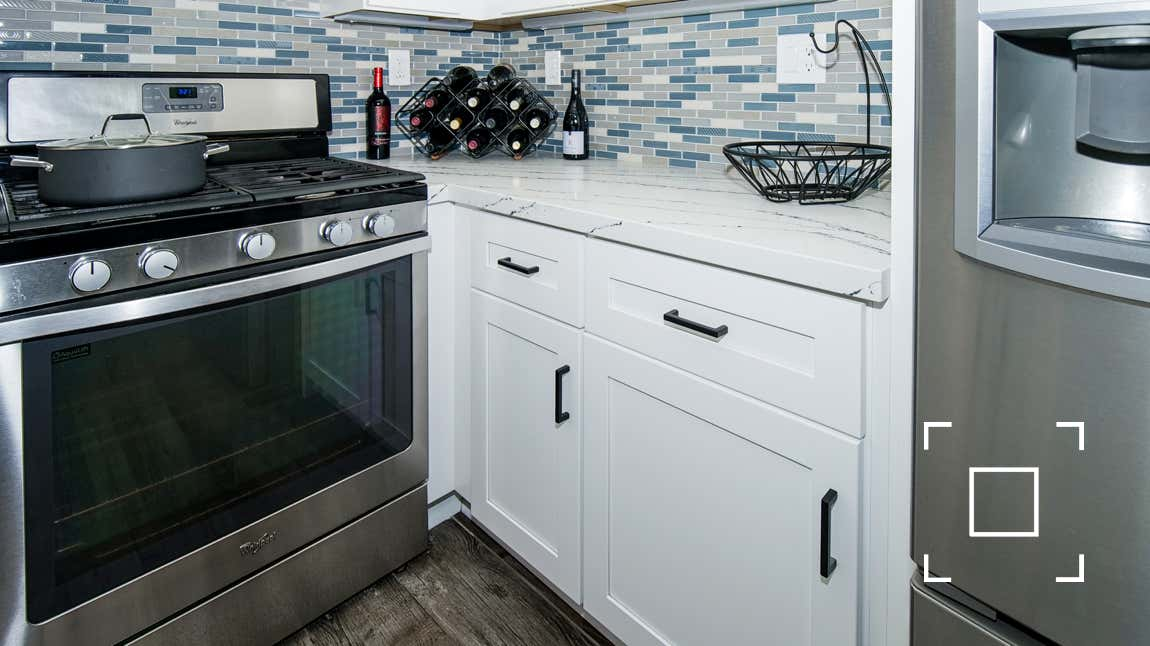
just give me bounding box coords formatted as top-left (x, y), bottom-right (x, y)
top-left (395, 66), bottom-right (559, 161)
top-left (723, 20), bottom-right (892, 205)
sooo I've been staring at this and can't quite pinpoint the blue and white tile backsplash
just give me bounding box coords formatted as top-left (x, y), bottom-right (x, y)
top-left (0, 0), bottom-right (890, 168)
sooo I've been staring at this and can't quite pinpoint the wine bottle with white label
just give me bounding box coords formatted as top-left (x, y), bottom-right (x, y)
top-left (562, 69), bottom-right (589, 161)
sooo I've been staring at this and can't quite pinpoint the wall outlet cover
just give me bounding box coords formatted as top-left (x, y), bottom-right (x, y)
top-left (545, 50), bottom-right (562, 86)
top-left (777, 33), bottom-right (827, 85)
top-left (389, 49), bottom-right (411, 86)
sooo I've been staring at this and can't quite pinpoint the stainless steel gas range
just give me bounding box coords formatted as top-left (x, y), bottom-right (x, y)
top-left (0, 72), bottom-right (430, 645)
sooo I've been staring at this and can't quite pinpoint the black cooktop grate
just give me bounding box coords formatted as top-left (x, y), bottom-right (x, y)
top-left (208, 157), bottom-right (421, 201)
top-left (1, 177), bottom-right (251, 231)
top-left (0, 157), bottom-right (423, 236)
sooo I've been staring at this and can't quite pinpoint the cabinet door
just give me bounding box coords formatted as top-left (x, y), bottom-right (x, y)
top-left (471, 290), bottom-right (582, 600)
top-left (583, 336), bottom-right (861, 646)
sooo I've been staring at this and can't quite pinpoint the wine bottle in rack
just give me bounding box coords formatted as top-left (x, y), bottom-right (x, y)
top-left (444, 105), bottom-right (474, 132)
top-left (408, 107), bottom-right (434, 132)
top-left (522, 105), bottom-right (552, 132)
top-left (463, 86), bottom-right (492, 111)
top-left (423, 88), bottom-right (450, 111)
top-left (445, 66), bottom-right (478, 92)
top-left (506, 126), bottom-right (532, 156)
top-left (563, 69), bottom-right (589, 161)
top-left (504, 83), bottom-right (532, 112)
top-left (480, 104), bottom-right (514, 132)
top-left (425, 124), bottom-right (457, 160)
top-left (488, 63), bottom-right (517, 92)
top-left (465, 128), bottom-right (493, 153)
top-left (366, 67), bottom-right (391, 160)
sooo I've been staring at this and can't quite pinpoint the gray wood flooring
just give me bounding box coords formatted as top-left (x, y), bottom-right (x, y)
top-left (279, 514), bottom-right (612, 646)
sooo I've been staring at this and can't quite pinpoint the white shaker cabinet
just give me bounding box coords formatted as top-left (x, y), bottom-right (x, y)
top-left (582, 335), bottom-right (862, 646)
top-left (470, 289), bottom-right (582, 600)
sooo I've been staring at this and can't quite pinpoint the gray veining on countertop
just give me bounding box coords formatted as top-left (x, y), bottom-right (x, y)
top-left (375, 153), bottom-right (892, 303)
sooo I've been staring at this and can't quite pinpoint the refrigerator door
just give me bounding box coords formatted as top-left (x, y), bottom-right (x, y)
top-left (915, 0), bottom-right (1150, 644)
top-left (911, 576), bottom-right (1040, 646)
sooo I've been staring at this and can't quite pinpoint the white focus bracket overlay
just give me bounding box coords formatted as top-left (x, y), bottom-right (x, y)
top-left (923, 422), bottom-right (952, 451)
top-left (1056, 421), bottom-right (1085, 451)
top-left (969, 467), bottom-right (1040, 538)
top-left (1055, 554), bottom-right (1086, 584)
top-left (923, 554), bottom-right (952, 583)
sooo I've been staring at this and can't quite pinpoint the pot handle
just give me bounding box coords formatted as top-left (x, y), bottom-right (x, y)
top-left (9, 155), bottom-right (53, 172)
top-left (101, 113), bottom-right (153, 136)
top-left (204, 144), bottom-right (230, 160)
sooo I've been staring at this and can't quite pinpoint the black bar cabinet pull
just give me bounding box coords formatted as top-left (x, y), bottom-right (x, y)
top-left (555, 365), bottom-right (571, 424)
top-left (820, 489), bottom-right (838, 579)
top-left (663, 309), bottom-right (729, 340)
top-left (498, 257), bottom-right (540, 276)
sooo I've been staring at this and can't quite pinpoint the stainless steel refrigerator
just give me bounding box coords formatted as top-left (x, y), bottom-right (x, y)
top-left (914, 1), bottom-right (1150, 644)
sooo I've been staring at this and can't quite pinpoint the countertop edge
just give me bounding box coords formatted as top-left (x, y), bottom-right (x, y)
top-left (425, 181), bottom-right (890, 304)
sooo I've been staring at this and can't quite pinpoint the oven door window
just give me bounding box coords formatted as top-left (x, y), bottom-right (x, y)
top-left (21, 258), bottom-right (413, 622)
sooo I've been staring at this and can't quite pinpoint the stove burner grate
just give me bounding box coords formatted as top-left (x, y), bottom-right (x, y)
top-left (208, 157), bottom-right (415, 201)
top-left (0, 177), bottom-right (250, 232)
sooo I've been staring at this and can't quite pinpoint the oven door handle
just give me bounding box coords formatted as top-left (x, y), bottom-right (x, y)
top-left (0, 236), bottom-right (430, 345)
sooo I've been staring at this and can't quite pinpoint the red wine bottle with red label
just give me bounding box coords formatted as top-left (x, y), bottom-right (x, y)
top-left (366, 67), bottom-right (391, 160)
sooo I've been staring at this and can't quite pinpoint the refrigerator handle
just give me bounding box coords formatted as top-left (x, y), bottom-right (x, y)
top-left (820, 489), bottom-right (838, 579)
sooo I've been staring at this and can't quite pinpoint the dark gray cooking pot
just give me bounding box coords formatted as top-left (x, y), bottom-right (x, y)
top-left (9, 113), bottom-right (229, 206)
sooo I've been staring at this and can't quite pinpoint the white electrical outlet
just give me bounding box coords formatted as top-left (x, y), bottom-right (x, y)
top-left (777, 34), bottom-right (827, 85)
top-left (389, 49), bottom-right (411, 86)
top-left (545, 50), bottom-right (562, 86)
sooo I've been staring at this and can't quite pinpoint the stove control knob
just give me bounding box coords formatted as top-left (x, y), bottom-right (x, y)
top-left (139, 248), bottom-right (179, 280)
top-left (241, 232), bottom-right (276, 261)
top-left (70, 258), bottom-right (112, 293)
top-left (321, 220), bottom-right (354, 247)
top-left (364, 212), bottom-right (397, 237)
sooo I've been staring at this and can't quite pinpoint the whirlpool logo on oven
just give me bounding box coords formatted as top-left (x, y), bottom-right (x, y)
top-left (51, 344), bottom-right (90, 363)
top-left (239, 531), bottom-right (279, 557)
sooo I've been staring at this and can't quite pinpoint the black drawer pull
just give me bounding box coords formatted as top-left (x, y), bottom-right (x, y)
top-left (663, 309), bottom-right (729, 340)
top-left (498, 257), bottom-right (540, 276)
top-left (555, 365), bottom-right (571, 424)
top-left (820, 489), bottom-right (838, 579)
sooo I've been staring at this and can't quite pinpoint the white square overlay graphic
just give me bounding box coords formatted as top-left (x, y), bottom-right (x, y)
top-left (969, 467), bottom-right (1039, 538)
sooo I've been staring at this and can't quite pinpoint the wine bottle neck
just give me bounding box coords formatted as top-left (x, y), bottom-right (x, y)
top-left (570, 70), bottom-right (581, 97)
top-left (372, 67), bottom-right (384, 90)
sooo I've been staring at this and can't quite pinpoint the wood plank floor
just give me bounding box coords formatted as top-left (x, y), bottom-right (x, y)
top-left (279, 514), bottom-right (612, 646)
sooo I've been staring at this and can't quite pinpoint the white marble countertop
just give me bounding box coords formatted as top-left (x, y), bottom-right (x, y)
top-left (378, 153), bottom-right (891, 303)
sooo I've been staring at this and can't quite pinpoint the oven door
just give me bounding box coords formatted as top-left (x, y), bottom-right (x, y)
top-left (0, 235), bottom-right (429, 646)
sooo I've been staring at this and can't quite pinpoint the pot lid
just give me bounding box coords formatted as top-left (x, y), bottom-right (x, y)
top-left (1070, 25), bottom-right (1150, 50)
top-left (38, 132), bottom-right (207, 151)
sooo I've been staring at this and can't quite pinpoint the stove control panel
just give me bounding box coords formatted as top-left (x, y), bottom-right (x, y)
top-left (0, 201), bottom-right (427, 316)
top-left (142, 83), bottom-right (224, 113)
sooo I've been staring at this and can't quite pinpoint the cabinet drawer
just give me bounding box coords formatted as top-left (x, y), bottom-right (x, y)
top-left (586, 240), bottom-right (866, 436)
top-left (469, 207), bottom-right (585, 326)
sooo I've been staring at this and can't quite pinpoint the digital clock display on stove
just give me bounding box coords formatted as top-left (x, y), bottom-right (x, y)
top-left (143, 82), bottom-right (224, 113)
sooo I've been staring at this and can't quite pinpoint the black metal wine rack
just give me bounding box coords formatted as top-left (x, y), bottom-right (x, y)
top-left (395, 74), bottom-right (559, 161)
